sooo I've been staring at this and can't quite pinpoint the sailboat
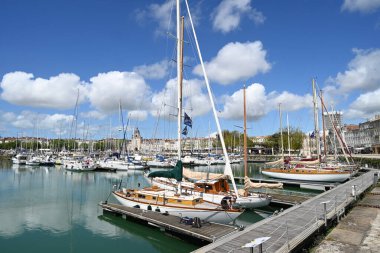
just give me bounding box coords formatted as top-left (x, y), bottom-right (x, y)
top-left (261, 79), bottom-right (351, 182)
top-left (152, 86), bottom-right (275, 208)
top-left (111, 0), bottom-right (244, 224)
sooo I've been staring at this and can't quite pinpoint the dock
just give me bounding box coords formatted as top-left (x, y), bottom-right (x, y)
top-left (99, 202), bottom-right (239, 244)
top-left (193, 170), bottom-right (379, 252)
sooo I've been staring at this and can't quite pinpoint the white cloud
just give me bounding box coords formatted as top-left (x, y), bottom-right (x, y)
top-left (80, 110), bottom-right (107, 120)
top-left (220, 83), bottom-right (312, 120)
top-left (0, 72), bottom-right (87, 109)
top-left (345, 88), bottom-right (380, 119)
top-left (87, 71), bottom-right (151, 113)
top-left (329, 48), bottom-right (380, 93)
top-left (128, 110), bottom-right (148, 121)
top-left (193, 41), bottom-right (271, 85)
top-left (342, 0), bottom-right (380, 13)
top-left (0, 111), bottom-right (74, 135)
top-left (151, 78), bottom-right (211, 119)
top-left (267, 91), bottom-right (313, 112)
top-left (133, 60), bottom-right (171, 79)
top-left (212, 0), bottom-right (265, 33)
top-left (136, 0), bottom-right (175, 36)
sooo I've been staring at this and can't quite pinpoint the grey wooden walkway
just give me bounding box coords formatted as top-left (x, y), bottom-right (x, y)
top-left (99, 202), bottom-right (238, 243)
top-left (194, 170), bottom-right (378, 253)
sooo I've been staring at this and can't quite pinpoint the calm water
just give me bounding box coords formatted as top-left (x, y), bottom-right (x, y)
top-left (0, 160), bottom-right (268, 253)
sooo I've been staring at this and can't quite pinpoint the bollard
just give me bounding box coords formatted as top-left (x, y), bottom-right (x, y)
top-left (374, 172), bottom-right (379, 186)
top-left (352, 185), bottom-right (357, 200)
top-left (321, 201), bottom-right (330, 227)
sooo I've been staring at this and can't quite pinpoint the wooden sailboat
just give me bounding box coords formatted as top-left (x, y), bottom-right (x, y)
top-left (112, 0), bottom-right (244, 224)
top-left (261, 79), bottom-right (351, 182)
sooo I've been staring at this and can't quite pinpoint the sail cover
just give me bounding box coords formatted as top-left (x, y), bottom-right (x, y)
top-left (244, 176), bottom-right (283, 189)
top-left (182, 168), bottom-right (228, 180)
top-left (148, 161), bottom-right (183, 181)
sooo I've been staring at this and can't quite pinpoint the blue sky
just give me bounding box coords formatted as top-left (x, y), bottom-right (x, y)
top-left (1, 0), bottom-right (380, 140)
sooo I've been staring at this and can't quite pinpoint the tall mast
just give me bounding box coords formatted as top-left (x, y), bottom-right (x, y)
top-left (184, 0), bottom-right (239, 196)
top-left (320, 90), bottom-right (327, 157)
top-left (176, 0), bottom-right (184, 161)
top-left (279, 103), bottom-right (284, 160)
top-left (243, 85), bottom-right (248, 178)
top-left (312, 78), bottom-right (321, 161)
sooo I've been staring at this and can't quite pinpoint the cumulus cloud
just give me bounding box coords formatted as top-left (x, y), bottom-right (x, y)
top-left (342, 0), bottom-right (380, 13)
top-left (0, 111), bottom-right (74, 135)
top-left (151, 78), bottom-right (211, 119)
top-left (345, 88), bottom-right (380, 119)
top-left (87, 71), bottom-right (151, 113)
top-left (0, 72), bottom-right (87, 109)
top-left (128, 110), bottom-right (148, 121)
top-left (135, 0), bottom-right (175, 36)
top-left (193, 41), bottom-right (271, 85)
top-left (133, 60), bottom-right (171, 79)
top-left (212, 0), bottom-right (265, 33)
top-left (327, 48), bottom-right (380, 93)
top-left (220, 83), bottom-right (312, 120)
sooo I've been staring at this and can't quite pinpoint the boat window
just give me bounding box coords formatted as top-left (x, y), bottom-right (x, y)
top-left (177, 199), bottom-right (182, 203)
top-left (138, 194), bottom-right (145, 199)
top-left (152, 196), bottom-right (157, 200)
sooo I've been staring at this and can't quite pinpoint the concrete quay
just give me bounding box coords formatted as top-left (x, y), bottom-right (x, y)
top-left (314, 186), bottom-right (380, 253)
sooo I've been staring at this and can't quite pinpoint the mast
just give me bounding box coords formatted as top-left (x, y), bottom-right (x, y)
top-left (243, 85), bottom-right (248, 178)
top-left (185, 0), bottom-right (239, 196)
top-left (287, 113), bottom-right (291, 157)
top-left (320, 90), bottom-right (327, 157)
top-left (279, 103), bottom-right (284, 161)
top-left (312, 78), bottom-right (321, 161)
top-left (176, 0), bottom-right (184, 161)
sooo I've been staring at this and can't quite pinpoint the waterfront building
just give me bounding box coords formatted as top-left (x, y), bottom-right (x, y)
top-left (343, 115), bottom-right (380, 154)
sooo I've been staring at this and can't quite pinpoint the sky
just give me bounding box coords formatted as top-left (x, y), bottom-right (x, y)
top-left (0, 0), bottom-right (380, 140)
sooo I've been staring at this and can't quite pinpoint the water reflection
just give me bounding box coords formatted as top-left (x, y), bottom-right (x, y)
top-left (0, 160), bottom-right (271, 253)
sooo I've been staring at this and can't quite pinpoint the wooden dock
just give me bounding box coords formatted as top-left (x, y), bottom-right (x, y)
top-left (99, 202), bottom-right (239, 244)
top-left (193, 170), bottom-right (379, 253)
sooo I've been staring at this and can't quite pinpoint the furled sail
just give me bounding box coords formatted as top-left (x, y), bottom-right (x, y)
top-left (244, 176), bottom-right (283, 190)
top-left (289, 159), bottom-right (320, 165)
top-left (183, 168), bottom-right (228, 180)
top-left (265, 159), bottom-right (284, 166)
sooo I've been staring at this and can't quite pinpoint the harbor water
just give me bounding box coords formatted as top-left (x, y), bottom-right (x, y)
top-left (0, 160), bottom-right (270, 253)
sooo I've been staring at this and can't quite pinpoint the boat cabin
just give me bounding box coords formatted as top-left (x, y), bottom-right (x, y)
top-left (194, 179), bottom-right (230, 194)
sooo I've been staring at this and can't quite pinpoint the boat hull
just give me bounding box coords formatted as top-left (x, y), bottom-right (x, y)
top-left (112, 192), bottom-right (242, 224)
top-left (151, 178), bottom-right (271, 208)
top-left (261, 169), bottom-right (350, 182)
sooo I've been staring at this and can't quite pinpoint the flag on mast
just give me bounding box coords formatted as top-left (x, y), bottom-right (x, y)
top-left (184, 112), bottom-right (192, 128)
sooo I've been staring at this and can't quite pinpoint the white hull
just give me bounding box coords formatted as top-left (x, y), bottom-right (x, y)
top-left (112, 193), bottom-right (242, 224)
top-left (98, 160), bottom-right (129, 171)
top-left (261, 170), bottom-right (350, 182)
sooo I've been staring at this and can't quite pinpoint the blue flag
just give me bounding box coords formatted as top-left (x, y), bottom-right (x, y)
top-left (182, 126), bottom-right (188, 136)
top-left (184, 112), bottom-right (192, 128)
top-left (309, 131), bottom-right (315, 138)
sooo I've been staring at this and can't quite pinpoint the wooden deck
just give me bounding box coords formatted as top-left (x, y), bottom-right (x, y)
top-left (99, 202), bottom-right (239, 243)
top-left (194, 170), bottom-right (378, 253)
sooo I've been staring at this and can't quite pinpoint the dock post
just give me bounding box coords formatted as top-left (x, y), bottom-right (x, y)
top-left (374, 172), bottom-right (379, 186)
top-left (321, 201), bottom-right (329, 227)
top-left (352, 185), bottom-right (357, 200)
